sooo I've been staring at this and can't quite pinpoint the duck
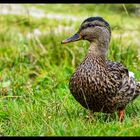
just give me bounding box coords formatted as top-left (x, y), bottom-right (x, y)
top-left (61, 17), bottom-right (140, 122)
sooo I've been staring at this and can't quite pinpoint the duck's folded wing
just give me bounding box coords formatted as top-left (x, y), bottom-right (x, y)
top-left (106, 60), bottom-right (139, 102)
top-left (106, 60), bottom-right (129, 78)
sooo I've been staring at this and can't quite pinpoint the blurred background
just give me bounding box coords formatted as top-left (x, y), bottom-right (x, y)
top-left (0, 4), bottom-right (140, 136)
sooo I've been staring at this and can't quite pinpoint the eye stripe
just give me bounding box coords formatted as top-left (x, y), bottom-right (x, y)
top-left (80, 24), bottom-right (96, 31)
top-left (79, 23), bottom-right (111, 35)
top-left (80, 24), bottom-right (106, 31)
top-left (79, 17), bottom-right (111, 35)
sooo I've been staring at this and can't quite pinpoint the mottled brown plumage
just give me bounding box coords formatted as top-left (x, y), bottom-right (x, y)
top-left (61, 17), bottom-right (140, 122)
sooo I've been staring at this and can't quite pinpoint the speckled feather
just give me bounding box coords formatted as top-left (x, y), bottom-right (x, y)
top-left (69, 54), bottom-right (140, 113)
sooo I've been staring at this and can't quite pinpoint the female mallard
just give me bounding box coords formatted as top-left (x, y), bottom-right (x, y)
top-left (61, 17), bottom-right (140, 122)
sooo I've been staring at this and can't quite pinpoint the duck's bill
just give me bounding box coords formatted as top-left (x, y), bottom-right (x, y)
top-left (61, 34), bottom-right (81, 44)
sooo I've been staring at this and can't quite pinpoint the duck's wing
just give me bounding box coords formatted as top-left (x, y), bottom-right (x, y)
top-left (106, 60), bottom-right (140, 104)
top-left (106, 60), bottom-right (129, 79)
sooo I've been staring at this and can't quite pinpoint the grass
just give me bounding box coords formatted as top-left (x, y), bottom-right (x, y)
top-left (0, 4), bottom-right (140, 136)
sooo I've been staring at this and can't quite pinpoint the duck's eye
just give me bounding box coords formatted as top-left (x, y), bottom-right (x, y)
top-left (82, 35), bottom-right (87, 39)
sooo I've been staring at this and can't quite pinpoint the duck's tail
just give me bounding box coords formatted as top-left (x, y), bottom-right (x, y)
top-left (128, 71), bottom-right (140, 97)
top-left (136, 82), bottom-right (140, 95)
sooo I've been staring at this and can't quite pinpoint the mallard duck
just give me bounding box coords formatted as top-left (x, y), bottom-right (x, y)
top-left (61, 17), bottom-right (140, 122)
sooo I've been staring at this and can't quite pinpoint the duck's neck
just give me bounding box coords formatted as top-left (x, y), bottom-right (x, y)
top-left (88, 41), bottom-right (109, 61)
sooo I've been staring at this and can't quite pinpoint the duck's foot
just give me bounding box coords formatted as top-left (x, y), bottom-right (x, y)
top-left (117, 108), bottom-right (124, 122)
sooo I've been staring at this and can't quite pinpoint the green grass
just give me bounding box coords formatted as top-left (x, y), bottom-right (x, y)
top-left (0, 4), bottom-right (140, 136)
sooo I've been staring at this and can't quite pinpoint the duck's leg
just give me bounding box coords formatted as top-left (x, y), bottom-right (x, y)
top-left (117, 108), bottom-right (124, 122)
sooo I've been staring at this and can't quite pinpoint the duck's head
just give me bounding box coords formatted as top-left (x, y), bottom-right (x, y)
top-left (61, 16), bottom-right (111, 44)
